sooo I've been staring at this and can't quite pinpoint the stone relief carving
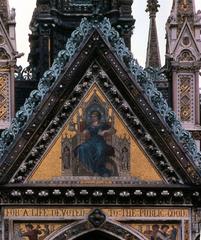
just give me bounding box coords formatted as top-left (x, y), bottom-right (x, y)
top-left (177, 50), bottom-right (195, 62)
top-left (0, 17), bottom-right (200, 172)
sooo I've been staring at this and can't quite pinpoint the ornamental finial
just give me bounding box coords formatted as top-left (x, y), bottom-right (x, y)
top-left (146, 0), bottom-right (160, 17)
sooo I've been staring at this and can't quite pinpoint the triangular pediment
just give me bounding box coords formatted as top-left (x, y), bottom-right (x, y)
top-left (172, 21), bottom-right (201, 60)
top-left (0, 18), bottom-right (200, 186)
top-left (27, 82), bottom-right (163, 183)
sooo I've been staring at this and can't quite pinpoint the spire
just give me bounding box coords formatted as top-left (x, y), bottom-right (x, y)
top-left (145, 0), bottom-right (161, 69)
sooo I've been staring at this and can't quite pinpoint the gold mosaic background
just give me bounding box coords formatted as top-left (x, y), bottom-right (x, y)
top-left (13, 222), bottom-right (69, 240)
top-left (130, 223), bottom-right (179, 240)
top-left (29, 85), bottom-right (162, 182)
top-left (12, 221), bottom-right (181, 240)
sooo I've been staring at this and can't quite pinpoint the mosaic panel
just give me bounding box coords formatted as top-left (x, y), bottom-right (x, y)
top-left (178, 74), bottom-right (194, 123)
top-left (130, 223), bottom-right (180, 240)
top-left (29, 84), bottom-right (162, 182)
top-left (0, 73), bottom-right (9, 121)
top-left (13, 222), bottom-right (69, 240)
top-left (4, 208), bottom-right (190, 240)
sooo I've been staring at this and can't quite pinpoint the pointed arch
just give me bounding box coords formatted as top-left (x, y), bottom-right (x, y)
top-left (0, 47), bottom-right (10, 60)
top-left (44, 219), bottom-right (148, 240)
top-left (177, 50), bottom-right (196, 62)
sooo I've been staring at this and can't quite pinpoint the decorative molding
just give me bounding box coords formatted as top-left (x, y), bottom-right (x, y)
top-left (0, 17), bottom-right (200, 172)
top-left (46, 218), bottom-right (148, 240)
top-left (177, 50), bottom-right (196, 62)
top-left (0, 185), bottom-right (200, 206)
top-left (177, 74), bottom-right (194, 123)
top-left (184, 220), bottom-right (190, 240)
top-left (8, 64), bottom-right (183, 185)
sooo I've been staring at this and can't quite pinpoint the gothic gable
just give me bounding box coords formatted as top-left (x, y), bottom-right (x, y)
top-left (26, 81), bottom-right (163, 183)
top-left (0, 18), bottom-right (200, 186)
top-left (172, 21), bottom-right (201, 60)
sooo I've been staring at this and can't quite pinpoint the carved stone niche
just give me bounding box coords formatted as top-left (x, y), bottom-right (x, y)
top-left (177, 50), bottom-right (196, 62)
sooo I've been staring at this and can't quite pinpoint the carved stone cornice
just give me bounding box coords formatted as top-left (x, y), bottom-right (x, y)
top-left (171, 61), bottom-right (201, 72)
top-left (0, 184), bottom-right (200, 206)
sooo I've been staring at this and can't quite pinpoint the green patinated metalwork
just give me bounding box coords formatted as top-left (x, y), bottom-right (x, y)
top-left (0, 17), bottom-right (200, 170)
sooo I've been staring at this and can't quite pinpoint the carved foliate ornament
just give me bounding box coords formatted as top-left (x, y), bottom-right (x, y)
top-left (0, 17), bottom-right (201, 186)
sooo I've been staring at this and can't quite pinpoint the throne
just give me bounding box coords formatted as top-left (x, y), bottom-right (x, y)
top-left (61, 93), bottom-right (130, 177)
